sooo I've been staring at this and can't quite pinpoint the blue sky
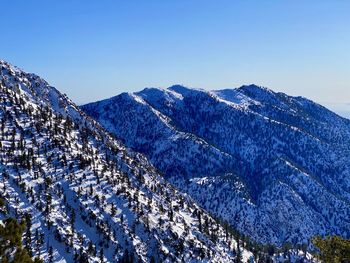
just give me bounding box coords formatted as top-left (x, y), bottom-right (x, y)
top-left (1, 1), bottom-right (350, 115)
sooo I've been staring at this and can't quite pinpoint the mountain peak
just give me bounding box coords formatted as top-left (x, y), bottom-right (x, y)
top-left (167, 84), bottom-right (204, 96)
top-left (237, 84), bottom-right (275, 97)
top-left (82, 83), bottom-right (350, 248)
top-left (238, 84), bottom-right (272, 91)
top-left (1, 60), bottom-right (257, 262)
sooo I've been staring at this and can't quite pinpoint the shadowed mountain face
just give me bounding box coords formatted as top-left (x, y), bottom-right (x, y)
top-left (82, 84), bottom-right (350, 246)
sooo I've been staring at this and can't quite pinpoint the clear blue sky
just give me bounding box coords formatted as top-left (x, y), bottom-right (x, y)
top-left (1, 1), bottom-right (349, 115)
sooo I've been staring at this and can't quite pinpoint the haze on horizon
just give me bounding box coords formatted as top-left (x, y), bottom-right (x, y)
top-left (1, 1), bottom-right (349, 117)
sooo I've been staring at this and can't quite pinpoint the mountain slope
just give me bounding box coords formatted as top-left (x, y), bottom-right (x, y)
top-left (0, 60), bottom-right (260, 262)
top-left (82, 84), bottom-right (350, 247)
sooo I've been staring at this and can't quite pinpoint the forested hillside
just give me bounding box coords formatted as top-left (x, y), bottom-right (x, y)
top-left (0, 60), bottom-right (260, 262)
top-left (82, 85), bottom-right (350, 248)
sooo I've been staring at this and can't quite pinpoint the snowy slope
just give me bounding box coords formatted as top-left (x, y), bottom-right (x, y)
top-left (0, 60), bottom-right (263, 262)
top-left (82, 84), bottom-right (350, 248)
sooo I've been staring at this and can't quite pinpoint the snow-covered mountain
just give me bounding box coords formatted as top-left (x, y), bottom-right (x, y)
top-left (82, 84), bottom-right (350, 248)
top-left (0, 60), bottom-right (269, 262)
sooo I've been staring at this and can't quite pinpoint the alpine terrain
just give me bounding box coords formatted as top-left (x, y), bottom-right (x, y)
top-left (82, 85), bottom-right (350, 249)
top-left (0, 59), bottom-right (285, 262)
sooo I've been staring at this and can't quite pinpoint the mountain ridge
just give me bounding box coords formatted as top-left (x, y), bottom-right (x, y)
top-left (0, 59), bottom-right (267, 262)
top-left (82, 84), bottom-right (350, 247)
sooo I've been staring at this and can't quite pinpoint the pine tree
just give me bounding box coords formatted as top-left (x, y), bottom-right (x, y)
top-left (0, 217), bottom-right (38, 263)
top-left (235, 239), bottom-right (242, 263)
top-left (99, 248), bottom-right (104, 262)
top-left (312, 235), bottom-right (350, 263)
top-left (48, 246), bottom-right (54, 263)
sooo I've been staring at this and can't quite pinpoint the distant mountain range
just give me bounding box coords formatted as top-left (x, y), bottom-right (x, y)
top-left (337, 110), bottom-right (350, 119)
top-left (326, 104), bottom-right (350, 119)
top-left (82, 84), bottom-right (350, 248)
